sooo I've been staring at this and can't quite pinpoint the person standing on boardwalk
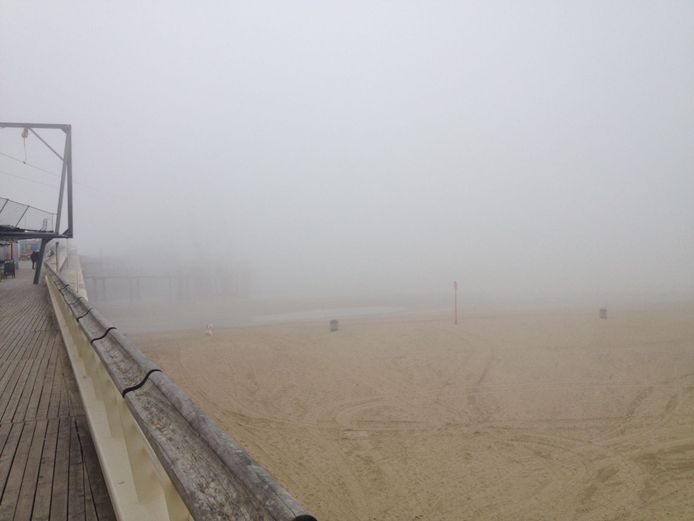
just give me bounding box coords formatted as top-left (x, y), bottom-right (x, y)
top-left (30, 250), bottom-right (38, 269)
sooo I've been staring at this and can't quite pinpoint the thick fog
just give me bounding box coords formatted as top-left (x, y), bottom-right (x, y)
top-left (2, 1), bottom-right (693, 301)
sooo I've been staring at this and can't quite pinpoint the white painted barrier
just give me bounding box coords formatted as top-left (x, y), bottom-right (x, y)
top-left (45, 264), bottom-right (317, 521)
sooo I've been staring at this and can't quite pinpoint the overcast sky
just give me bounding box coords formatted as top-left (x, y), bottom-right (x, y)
top-left (1, 1), bottom-right (693, 299)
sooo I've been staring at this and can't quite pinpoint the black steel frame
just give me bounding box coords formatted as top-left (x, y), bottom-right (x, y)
top-left (0, 122), bottom-right (73, 283)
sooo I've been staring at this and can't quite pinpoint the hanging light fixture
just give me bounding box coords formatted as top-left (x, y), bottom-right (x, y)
top-left (21, 127), bottom-right (29, 163)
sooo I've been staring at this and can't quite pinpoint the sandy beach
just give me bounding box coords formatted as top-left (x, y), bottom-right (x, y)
top-left (131, 302), bottom-right (694, 520)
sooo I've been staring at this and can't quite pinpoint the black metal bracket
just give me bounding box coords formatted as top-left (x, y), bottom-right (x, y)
top-left (121, 369), bottom-right (162, 397)
top-left (89, 326), bottom-right (117, 344)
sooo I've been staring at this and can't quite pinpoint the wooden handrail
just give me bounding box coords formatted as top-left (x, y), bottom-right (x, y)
top-left (45, 263), bottom-right (317, 521)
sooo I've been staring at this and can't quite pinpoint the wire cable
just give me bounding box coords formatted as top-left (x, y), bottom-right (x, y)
top-left (0, 168), bottom-right (59, 189)
top-left (0, 150), bottom-right (60, 177)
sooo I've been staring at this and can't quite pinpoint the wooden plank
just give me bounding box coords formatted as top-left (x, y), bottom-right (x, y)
top-left (23, 334), bottom-right (55, 422)
top-left (75, 418), bottom-right (115, 521)
top-left (56, 355), bottom-right (70, 420)
top-left (0, 423), bottom-right (23, 497)
top-left (67, 419), bottom-right (85, 521)
top-left (63, 355), bottom-right (84, 419)
top-left (0, 268), bottom-right (116, 521)
top-left (0, 421), bottom-right (34, 520)
top-left (31, 343), bottom-right (58, 422)
top-left (0, 359), bottom-right (23, 410)
top-left (83, 482), bottom-right (97, 521)
top-left (49, 418), bottom-right (70, 521)
top-left (0, 423), bottom-right (12, 460)
top-left (0, 332), bottom-right (35, 402)
top-left (0, 359), bottom-right (34, 423)
top-left (12, 333), bottom-right (53, 424)
top-left (14, 420), bottom-right (49, 521)
top-left (0, 335), bottom-right (28, 374)
top-left (0, 330), bottom-right (26, 362)
top-left (0, 331), bottom-right (44, 424)
top-left (44, 338), bottom-right (66, 421)
top-left (30, 418), bottom-right (59, 521)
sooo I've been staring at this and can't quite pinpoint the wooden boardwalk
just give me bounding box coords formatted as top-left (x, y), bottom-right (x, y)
top-left (0, 263), bottom-right (115, 521)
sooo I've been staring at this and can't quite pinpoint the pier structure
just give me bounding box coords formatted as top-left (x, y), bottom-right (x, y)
top-left (0, 263), bottom-right (115, 520)
top-left (0, 252), bottom-right (317, 521)
top-left (2, 120), bottom-right (315, 520)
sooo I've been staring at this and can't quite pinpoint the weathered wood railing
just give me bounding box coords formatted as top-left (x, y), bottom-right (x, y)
top-left (45, 263), bottom-right (317, 521)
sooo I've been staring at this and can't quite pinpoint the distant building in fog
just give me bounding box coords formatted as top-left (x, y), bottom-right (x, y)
top-left (80, 256), bottom-right (252, 303)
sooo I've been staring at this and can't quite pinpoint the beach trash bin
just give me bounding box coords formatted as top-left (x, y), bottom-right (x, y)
top-left (599, 308), bottom-right (608, 320)
top-left (330, 319), bottom-right (339, 332)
